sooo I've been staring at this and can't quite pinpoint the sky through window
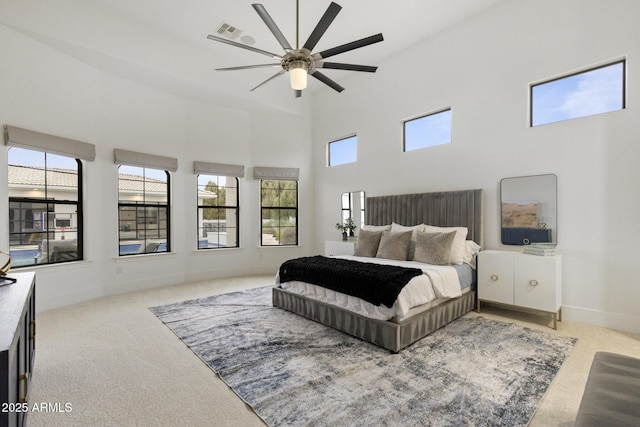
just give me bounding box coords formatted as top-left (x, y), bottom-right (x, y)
top-left (531, 61), bottom-right (624, 126)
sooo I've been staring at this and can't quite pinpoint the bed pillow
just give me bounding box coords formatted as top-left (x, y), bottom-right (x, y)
top-left (413, 231), bottom-right (457, 265)
top-left (361, 224), bottom-right (391, 232)
top-left (376, 230), bottom-right (413, 261)
top-left (354, 229), bottom-right (383, 257)
top-left (390, 222), bottom-right (426, 260)
top-left (423, 225), bottom-right (468, 264)
top-left (462, 240), bottom-right (482, 268)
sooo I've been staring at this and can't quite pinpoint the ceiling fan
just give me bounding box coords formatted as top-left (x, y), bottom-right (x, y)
top-left (206, 1), bottom-right (383, 97)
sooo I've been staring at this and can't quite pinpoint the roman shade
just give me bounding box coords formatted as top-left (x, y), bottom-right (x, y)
top-left (253, 166), bottom-right (299, 180)
top-left (114, 148), bottom-right (178, 172)
top-left (4, 125), bottom-right (96, 161)
top-left (194, 161), bottom-right (244, 177)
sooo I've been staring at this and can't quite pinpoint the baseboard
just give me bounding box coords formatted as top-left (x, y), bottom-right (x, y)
top-left (36, 286), bottom-right (105, 313)
top-left (34, 266), bottom-right (275, 313)
top-left (184, 265), bottom-right (273, 283)
top-left (562, 304), bottom-right (640, 335)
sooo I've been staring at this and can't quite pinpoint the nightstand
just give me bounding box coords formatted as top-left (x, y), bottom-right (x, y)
top-left (324, 240), bottom-right (356, 256)
top-left (477, 250), bottom-right (562, 329)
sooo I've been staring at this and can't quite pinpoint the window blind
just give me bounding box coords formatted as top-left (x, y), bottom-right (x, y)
top-left (194, 161), bottom-right (244, 177)
top-left (114, 148), bottom-right (178, 172)
top-left (253, 166), bottom-right (299, 180)
top-left (4, 125), bottom-right (96, 161)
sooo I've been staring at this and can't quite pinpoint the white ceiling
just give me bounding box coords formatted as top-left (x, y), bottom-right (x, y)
top-left (1, 0), bottom-right (505, 113)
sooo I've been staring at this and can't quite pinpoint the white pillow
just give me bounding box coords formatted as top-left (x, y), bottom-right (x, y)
top-left (423, 225), bottom-right (468, 264)
top-left (390, 222), bottom-right (426, 260)
top-left (462, 240), bottom-right (481, 268)
top-left (361, 224), bottom-right (391, 232)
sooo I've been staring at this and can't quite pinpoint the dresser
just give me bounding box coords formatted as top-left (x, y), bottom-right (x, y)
top-left (1, 272), bottom-right (36, 427)
top-left (477, 250), bottom-right (562, 328)
top-left (324, 240), bottom-right (356, 256)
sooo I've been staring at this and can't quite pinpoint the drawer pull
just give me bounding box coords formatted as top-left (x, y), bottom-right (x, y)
top-left (529, 279), bottom-right (539, 286)
top-left (490, 274), bottom-right (499, 281)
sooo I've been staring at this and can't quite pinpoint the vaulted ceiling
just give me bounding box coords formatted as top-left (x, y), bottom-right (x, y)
top-left (1, 0), bottom-right (504, 114)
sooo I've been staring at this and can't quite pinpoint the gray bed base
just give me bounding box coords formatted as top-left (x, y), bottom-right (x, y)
top-left (272, 189), bottom-right (483, 352)
top-left (273, 287), bottom-right (476, 353)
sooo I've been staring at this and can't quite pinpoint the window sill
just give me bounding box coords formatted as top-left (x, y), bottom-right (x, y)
top-left (191, 247), bottom-right (243, 254)
top-left (113, 252), bottom-right (176, 263)
top-left (12, 259), bottom-right (94, 272)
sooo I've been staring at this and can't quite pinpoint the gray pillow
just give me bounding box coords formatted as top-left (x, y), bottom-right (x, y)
top-left (376, 231), bottom-right (413, 261)
top-left (354, 229), bottom-right (383, 257)
top-left (413, 231), bottom-right (457, 265)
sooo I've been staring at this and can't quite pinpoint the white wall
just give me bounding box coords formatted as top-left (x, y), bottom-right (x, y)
top-left (312, 0), bottom-right (640, 333)
top-left (0, 24), bottom-right (314, 311)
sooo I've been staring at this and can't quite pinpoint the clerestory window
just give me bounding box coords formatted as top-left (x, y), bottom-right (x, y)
top-left (530, 60), bottom-right (625, 126)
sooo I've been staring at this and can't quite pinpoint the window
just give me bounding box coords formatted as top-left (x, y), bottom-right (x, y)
top-left (531, 60), bottom-right (625, 126)
top-left (197, 174), bottom-right (239, 249)
top-left (260, 180), bottom-right (298, 246)
top-left (403, 108), bottom-right (452, 152)
top-left (118, 166), bottom-right (170, 255)
top-left (8, 147), bottom-right (83, 267)
top-left (328, 135), bottom-right (357, 166)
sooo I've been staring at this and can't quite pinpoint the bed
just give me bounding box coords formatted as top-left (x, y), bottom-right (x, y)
top-left (273, 189), bottom-right (483, 352)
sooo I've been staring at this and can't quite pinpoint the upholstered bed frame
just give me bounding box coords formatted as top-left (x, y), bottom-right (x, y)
top-left (273, 189), bottom-right (483, 352)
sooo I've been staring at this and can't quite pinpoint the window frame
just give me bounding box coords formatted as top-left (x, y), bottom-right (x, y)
top-left (403, 108), bottom-right (452, 152)
top-left (259, 179), bottom-right (298, 247)
top-left (8, 148), bottom-right (84, 267)
top-left (529, 59), bottom-right (626, 127)
top-left (196, 174), bottom-right (240, 250)
top-left (117, 165), bottom-right (171, 256)
top-left (328, 134), bottom-right (357, 166)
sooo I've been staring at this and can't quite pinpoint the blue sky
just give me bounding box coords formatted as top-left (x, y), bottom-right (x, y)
top-left (329, 135), bottom-right (357, 166)
top-left (404, 109), bottom-right (452, 152)
top-left (531, 62), bottom-right (624, 126)
top-left (9, 147), bottom-right (77, 169)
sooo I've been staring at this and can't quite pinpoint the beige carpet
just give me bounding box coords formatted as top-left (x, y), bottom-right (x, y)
top-left (27, 275), bottom-right (640, 426)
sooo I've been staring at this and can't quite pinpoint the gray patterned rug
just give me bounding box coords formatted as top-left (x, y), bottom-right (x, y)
top-left (150, 286), bottom-right (576, 426)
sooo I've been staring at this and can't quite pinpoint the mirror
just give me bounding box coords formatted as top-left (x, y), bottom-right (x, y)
top-left (341, 191), bottom-right (365, 235)
top-left (500, 174), bottom-right (557, 245)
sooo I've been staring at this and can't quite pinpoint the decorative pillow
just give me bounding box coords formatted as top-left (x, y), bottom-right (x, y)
top-left (423, 225), bottom-right (469, 265)
top-left (361, 224), bottom-right (391, 232)
top-left (354, 229), bottom-right (383, 257)
top-left (376, 230), bottom-right (413, 261)
top-left (413, 231), bottom-right (457, 265)
top-left (390, 222), bottom-right (426, 260)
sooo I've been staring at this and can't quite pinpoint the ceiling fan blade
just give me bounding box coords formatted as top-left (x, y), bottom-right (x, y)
top-left (316, 33), bottom-right (384, 59)
top-left (319, 62), bottom-right (378, 73)
top-left (250, 70), bottom-right (286, 92)
top-left (252, 4), bottom-right (293, 52)
top-left (207, 34), bottom-right (282, 59)
top-left (311, 70), bottom-right (344, 93)
top-left (302, 2), bottom-right (342, 52)
top-left (216, 64), bottom-right (282, 71)
top-left (295, 90), bottom-right (302, 98)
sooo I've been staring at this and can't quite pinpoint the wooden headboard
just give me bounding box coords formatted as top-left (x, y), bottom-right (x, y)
top-left (365, 189), bottom-right (483, 245)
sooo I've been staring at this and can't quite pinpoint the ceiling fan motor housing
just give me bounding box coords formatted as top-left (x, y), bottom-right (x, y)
top-left (282, 50), bottom-right (314, 74)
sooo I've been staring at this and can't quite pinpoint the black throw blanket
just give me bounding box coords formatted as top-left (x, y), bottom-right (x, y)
top-left (278, 256), bottom-right (423, 308)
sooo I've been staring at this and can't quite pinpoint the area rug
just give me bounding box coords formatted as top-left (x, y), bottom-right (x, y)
top-left (150, 286), bottom-right (577, 426)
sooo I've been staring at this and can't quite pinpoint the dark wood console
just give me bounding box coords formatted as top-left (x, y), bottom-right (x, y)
top-left (1, 272), bottom-right (36, 427)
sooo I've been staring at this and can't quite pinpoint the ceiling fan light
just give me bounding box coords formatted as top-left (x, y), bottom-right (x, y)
top-left (290, 65), bottom-right (308, 90)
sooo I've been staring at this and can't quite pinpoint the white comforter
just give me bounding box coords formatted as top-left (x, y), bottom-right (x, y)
top-left (276, 255), bottom-right (462, 321)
